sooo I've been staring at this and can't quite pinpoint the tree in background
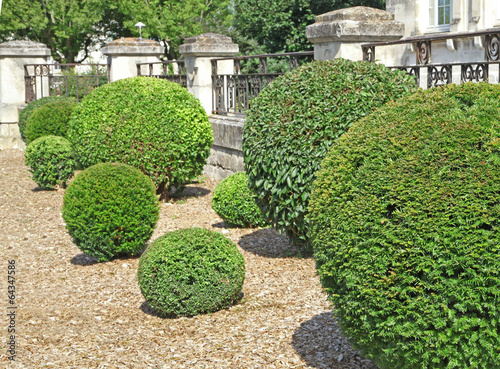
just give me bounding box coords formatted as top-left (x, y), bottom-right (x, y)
top-left (0, 0), bottom-right (232, 62)
top-left (233, 0), bottom-right (385, 55)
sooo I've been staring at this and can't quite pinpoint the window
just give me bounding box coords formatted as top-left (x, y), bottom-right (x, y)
top-left (429, 0), bottom-right (451, 30)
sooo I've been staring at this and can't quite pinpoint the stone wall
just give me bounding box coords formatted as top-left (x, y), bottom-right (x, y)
top-left (203, 115), bottom-right (245, 179)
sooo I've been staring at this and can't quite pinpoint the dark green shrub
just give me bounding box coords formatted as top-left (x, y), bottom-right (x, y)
top-left (212, 172), bottom-right (267, 228)
top-left (308, 83), bottom-right (500, 369)
top-left (24, 99), bottom-right (77, 144)
top-left (62, 162), bottom-right (159, 262)
top-left (19, 96), bottom-right (70, 141)
top-left (137, 227), bottom-right (245, 317)
top-left (68, 77), bottom-right (213, 200)
top-left (242, 58), bottom-right (418, 251)
top-left (24, 135), bottom-right (76, 190)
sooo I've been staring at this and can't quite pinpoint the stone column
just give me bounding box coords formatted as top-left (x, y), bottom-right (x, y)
top-left (102, 38), bottom-right (164, 82)
top-left (306, 6), bottom-right (405, 65)
top-left (179, 33), bottom-right (239, 115)
top-left (0, 40), bottom-right (51, 150)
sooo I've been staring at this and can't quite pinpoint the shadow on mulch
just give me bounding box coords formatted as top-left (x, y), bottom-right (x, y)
top-left (70, 253), bottom-right (100, 266)
top-left (238, 228), bottom-right (304, 258)
top-left (140, 301), bottom-right (164, 318)
top-left (292, 312), bottom-right (379, 369)
top-left (169, 186), bottom-right (210, 202)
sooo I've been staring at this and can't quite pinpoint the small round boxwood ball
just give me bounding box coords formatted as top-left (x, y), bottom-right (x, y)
top-left (24, 99), bottom-right (77, 144)
top-left (308, 83), bottom-right (500, 369)
top-left (19, 96), bottom-right (71, 141)
top-left (212, 172), bottom-right (267, 228)
top-left (62, 162), bottom-right (159, 262)
top-left (242, 58), bottom-right (418, 252)
top-left (137, 227), bottom-right (245, 317)
top-left (24, 135), bottom-right (76, 190)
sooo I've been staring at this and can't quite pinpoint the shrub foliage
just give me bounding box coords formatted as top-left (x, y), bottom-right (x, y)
top-left (24, 135), bottom-right (76, 189)
top-left (308, 83), bottom-right (500, 369)
top-left (68, 77), bottom-right (213, 200)
top-left (62, 162), bottom-right (159, 262)
top-left (24, 99), bottom-right (77, 144)
top-left (137, 227), bottom-right (245, 317)
top-left (212, 172), bottom-right (267, 228)
top-left (242, 59), bottom-right (418, 250)
top-left (18, 96), bottom-right (69, 141)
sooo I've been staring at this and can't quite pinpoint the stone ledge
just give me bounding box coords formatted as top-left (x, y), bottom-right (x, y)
top-left (0, 40), bottom-right (51, 57)
top-left (180, 33), bottom-right (238, 57)
top-left (306, 6), bottom-right (404, 44)
top-left (102, 38), bottom-right (164, 56)
top-left (209, 115), bottom-right (245, 151)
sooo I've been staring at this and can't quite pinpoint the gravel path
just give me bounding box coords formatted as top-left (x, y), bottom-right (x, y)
top-left (0, 148), bottom-right (378, 369)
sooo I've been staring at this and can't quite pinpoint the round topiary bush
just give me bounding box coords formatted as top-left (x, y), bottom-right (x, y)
top-left (137, 227), bottom-right (245, 317)
top-left (24, 99), bottom-right (77, 144)
top-left (24, 135), bottom-right (76, 190)
top-left (212, 172), bottom-right (267, 228)
top-left (19, 96), bottom-right (70, 141)
top-left (68, 77), bottom-right (213, 200)
top-left (62, 162), bottom-right (159, 262)
top-left (308, 82), bottom-right (500, 369)
top-left (242, 58), bottom-right (418, 251)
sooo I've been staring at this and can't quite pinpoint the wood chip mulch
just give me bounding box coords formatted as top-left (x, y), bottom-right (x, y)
top-left (0, 149), bottom-right (378, 369)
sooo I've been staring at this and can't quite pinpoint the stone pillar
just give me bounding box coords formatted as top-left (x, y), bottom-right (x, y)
top-left (0, 40), bottom-right (51, 150)
top-left (102, 38), bottom-right (164, 82)
top-left (179, 33), bottom-right (239, 115)
top-left (306, 6), bottom-right (405, 64)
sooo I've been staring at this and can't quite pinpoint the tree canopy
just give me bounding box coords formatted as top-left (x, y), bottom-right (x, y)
top-left (0, 0), bottom-right (385, 62)
top-left (233, 0), bottom-right (386, 54)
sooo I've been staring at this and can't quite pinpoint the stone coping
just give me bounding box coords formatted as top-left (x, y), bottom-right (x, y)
top-left (102, 37), bottom-right (164, 56)
top-left (0, 40), bottom-right (51, 57)
top-left (180, 33), bottom-right (238, 57)
top-left (306, 6), bottom-right (404, 43)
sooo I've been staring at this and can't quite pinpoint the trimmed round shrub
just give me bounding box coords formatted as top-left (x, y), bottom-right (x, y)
top-left (308, 83), bottom-right (500, 369)
top-left (212, 172), bottom-right (267, 228)
top-left (68, 77), bottom-right (213, 200)
top-left (62, 162), bottom-right (159, 262)
top-left (19, 96), bottom-right (70, 141)
top-left (242, 58), bottom-right (418, 251)
top-left (137, 227), bottom-right (245, 317)
top-left (24, 99), bottom-right (77, 144)
top-left (24, 135), bottom-right (76, 190)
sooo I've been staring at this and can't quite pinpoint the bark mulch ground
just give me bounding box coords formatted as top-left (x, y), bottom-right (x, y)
top-left (0, 149), bottom-right (378, 369)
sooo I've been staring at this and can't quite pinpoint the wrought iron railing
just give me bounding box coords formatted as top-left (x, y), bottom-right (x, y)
top-left (361, 29), bottom-right (500, 89)
top-left (136, 60), bottom-right (187, 88)
top-left (211, 51), bottom-right (314, 115)
top-left (24, 63), bottom-right (109, 103)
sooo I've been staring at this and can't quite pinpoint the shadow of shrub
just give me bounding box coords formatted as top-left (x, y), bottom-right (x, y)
top-left (238, 228), bottom-right (304, 258)
top-left (292, 312), bottom-right (378, 369)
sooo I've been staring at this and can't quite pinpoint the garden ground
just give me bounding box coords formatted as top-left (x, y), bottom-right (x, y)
top-left (0, 149), bottom-right (377, 369)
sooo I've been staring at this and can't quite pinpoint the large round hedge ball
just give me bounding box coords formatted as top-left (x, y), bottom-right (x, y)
top-left (24, 99), bottom-right (77, 144)
top-left (24, 135), bottom-right (76, 190)
top-left (68, 77), bottom-right (213, 200)
top-left (19, 96), bottom-right (71, 141)
top-left (138, 227), bottom-right (245, 317)
top-left (62, 162), bottom-right (159, 262)
top-left (308, 83), bottom-right (500, 369)
top-left (212, 172), bottom-right (267, 228)
top-left (242, 58), bottom-right (418, 251)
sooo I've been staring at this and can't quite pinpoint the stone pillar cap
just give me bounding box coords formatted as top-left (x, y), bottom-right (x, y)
top-left (0, 40), bottom-right (51, 57)
top-left (102, 37), bottom-right (164, 56)
top-left (179, 33), bottom-right (239, 57)
top-left (306, 6), bottom-right (404, 43)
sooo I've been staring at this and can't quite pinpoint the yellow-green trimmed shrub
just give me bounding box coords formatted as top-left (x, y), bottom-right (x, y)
top-left (24, 135), bottom-right (76, 189)
top-left (137, 227), bottom-right (245, 317)
top-left (19, 96), bottom-right (71, 141)
top-left (212, 172), bottom-right (267, 228)
top-left (62, 162), bottom-right (159, 262)
top-left (25, 99), bottom-right (77, 144)
top-left (242, 59), bottom-right (418, 252)
top-left (308, 83), bottom-right (500, 369)
top-left (68, 77), bottom-right (213, 200)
